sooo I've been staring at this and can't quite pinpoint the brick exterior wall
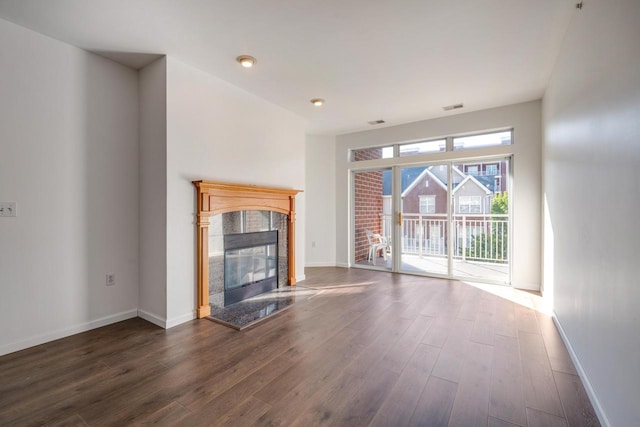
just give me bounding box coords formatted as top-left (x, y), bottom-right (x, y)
top-left (353, 147), bottom-right (384, 162)
top-left (354, 166), bottom-right (384, 262)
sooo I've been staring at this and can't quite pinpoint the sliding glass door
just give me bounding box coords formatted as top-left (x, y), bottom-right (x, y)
top-left (352, 168), bottom-right (392, 271)
top-left (451, 157), bottom-right (510, 283)
top-left (352, 156), bottom-right (511, 285)
top-left (397, 163), bottom-right (450, 277)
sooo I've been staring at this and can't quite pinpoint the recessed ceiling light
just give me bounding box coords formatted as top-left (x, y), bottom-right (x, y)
top-left (236, 55), bottom-right (256, 68)
top-left (310, 98), bottom-right (325, 106)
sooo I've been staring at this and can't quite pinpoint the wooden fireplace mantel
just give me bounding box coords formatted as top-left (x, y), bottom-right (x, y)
top-left (193, 180), bottom-right (301, 318)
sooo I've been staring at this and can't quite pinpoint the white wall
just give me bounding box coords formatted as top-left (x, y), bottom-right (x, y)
top-left (542, 1), bottom-right (640, 425)
top-left (336, 101), bottom-right (542, 289)
top-left (0, 18), bottom-right (139, 355)
top-left (165, 57), bottom-right (307, 325)
top-left (138, 57), bottom-right (167, 325)
top-left (305, 135), bottom-right (336, 267)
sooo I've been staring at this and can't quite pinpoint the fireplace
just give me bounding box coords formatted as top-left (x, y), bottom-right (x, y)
top-left (224, 230), bottom-right (278, 305)
top-left (193, 181), bottom-right (301, 318)
top-left (206, 210), bottom-right (288, 308)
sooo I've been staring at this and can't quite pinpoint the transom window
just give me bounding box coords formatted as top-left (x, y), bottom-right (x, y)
top-left (453, 130), bottom-right (512, 151)
top-left (399, 139), bottom-right (446, 156)
top-left (351, 145), bottom-right (393, 162)
top-left (349, 129), bottom-right (512, 162)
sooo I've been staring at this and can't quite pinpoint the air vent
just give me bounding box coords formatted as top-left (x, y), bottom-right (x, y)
top-left (443, 103), bottom-right (464, 111)
top-left (368, 119), bottom-right (385, 125)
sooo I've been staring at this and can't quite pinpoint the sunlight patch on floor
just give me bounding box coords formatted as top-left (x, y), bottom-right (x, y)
top-left (462, 280), bottom-right (552, 315)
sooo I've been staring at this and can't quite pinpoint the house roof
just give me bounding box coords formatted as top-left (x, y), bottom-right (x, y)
top-left (427, 165), bottom-right (466, 187)
top-left (383, 165), bottom-right (496, 197)
top-left (472, 174), bottom-right (498, 193)
top-left (401, 168), bottom-right (447, 197)
top-left (382, 167), bottom-right (426, 196)
top-left (452, 175), bottom-right (493, 195)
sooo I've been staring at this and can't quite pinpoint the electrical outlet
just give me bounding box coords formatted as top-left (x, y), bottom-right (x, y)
top-left (106, 273), bottom-right (116, 286)
top-left (0, 202), bottom-right (17, 217)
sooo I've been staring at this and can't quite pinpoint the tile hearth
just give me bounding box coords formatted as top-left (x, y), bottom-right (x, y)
top-left (207, 286), bottom-right (318, 330)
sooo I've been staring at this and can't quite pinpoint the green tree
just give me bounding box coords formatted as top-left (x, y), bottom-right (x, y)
top-left (466, 192), bottom-right (508, 262)
top-left (491, 192), bottom-right (508, 215)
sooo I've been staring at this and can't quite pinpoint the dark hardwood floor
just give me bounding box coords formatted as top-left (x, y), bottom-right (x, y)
top-left (0, 267), bottom-right (600, 426)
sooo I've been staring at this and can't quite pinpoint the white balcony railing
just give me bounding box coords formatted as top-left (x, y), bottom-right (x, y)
top-left (380, 213), bottom-right (508, 264)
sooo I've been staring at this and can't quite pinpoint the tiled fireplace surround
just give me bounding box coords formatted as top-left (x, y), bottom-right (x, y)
top-left (193, 181), bottom-right (301, 318)
top-left (207, 210), bottom-right (289, 308)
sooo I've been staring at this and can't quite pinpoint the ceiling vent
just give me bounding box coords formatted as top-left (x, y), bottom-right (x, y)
top-left (368, 119), bottom-right (386, 125)
top-left (443, 103), bottom-right (464, 111)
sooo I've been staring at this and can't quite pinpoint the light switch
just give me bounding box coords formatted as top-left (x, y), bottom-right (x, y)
top-left (0, 202), bottom-right (17, 217)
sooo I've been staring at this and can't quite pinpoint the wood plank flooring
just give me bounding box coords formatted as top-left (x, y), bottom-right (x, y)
top-left (0, 267), bottom-right (600, 426)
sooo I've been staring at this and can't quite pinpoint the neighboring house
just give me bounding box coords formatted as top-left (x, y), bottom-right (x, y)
top-left (401, 167), bottom-right (448, 214)
top-left (452, 174), bottom-right (493, 215)
top-left (380, 163), bottom-right (507, 253)
top-left (381, 166), bottom-right (427, 215)
top-left (382, 161), bottom-right (508, 216)
top-left (458, 160), bottom-right (508, 194)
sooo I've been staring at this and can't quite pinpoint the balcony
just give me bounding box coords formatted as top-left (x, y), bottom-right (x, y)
top-left (361, 213), bottom-right (509, 283)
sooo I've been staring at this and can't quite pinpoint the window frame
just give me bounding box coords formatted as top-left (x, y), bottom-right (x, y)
top-left (348, 129), bottom-right (513, 163)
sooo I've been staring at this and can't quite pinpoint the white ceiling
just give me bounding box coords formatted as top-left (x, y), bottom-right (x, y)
top-left (0, 0), bottom-right (576, 135)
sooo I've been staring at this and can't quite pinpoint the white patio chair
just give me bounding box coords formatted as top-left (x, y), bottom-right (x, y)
top-left (366, 229), bottom-right (389, 262)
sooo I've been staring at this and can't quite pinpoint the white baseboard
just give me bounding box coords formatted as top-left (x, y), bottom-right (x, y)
top-left (137, 309), bottom-right (195, 329)
top-left (305, 262), bottom-right (337, 267)
top-left (295, 274), bottom-right (306, 283)
top-left (552, 313), bottom-right (611, 427)
top-left (137, 309), bottom-right (167, 328)
top-left (336, 262), bottom-right (350, 268)
top-left (0, 309), bottom-right (138, 356)
top-left (512, 281), bottom-right (540, 291)
top-left (166, 311), bottom-right (196, 328)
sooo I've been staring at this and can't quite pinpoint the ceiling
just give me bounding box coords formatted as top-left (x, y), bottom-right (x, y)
top-left (0, 0), bottom-right (576, 135)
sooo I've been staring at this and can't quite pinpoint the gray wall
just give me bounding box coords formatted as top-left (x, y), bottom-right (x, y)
top-left (542, 1), bottom-right (640, 425)
top-left (0, 18), bottom-right (139, 354)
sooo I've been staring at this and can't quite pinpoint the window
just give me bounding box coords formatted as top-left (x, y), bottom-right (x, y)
top-left (419, 195), bottom-right (436, 214)
top-left (453, 130), bottom-right (512, 151)
top-left (494, 176), bottom-right (501, 192)
top-left (486, 164), bottom-right (498, 175)
top-left (351, 146), bottom-right (393, 161)
top-left (349, 130), bottom-right (512, 163)
top-left (399, 139), bottom-right (446, 157)
top-left (458, 196), bottom-right (481, 214)
top-left (467, 166), bottom-right (478, 176)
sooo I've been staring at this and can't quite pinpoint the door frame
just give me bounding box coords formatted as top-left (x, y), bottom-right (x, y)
top-left (350, 155), bottom-right (513, 285)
